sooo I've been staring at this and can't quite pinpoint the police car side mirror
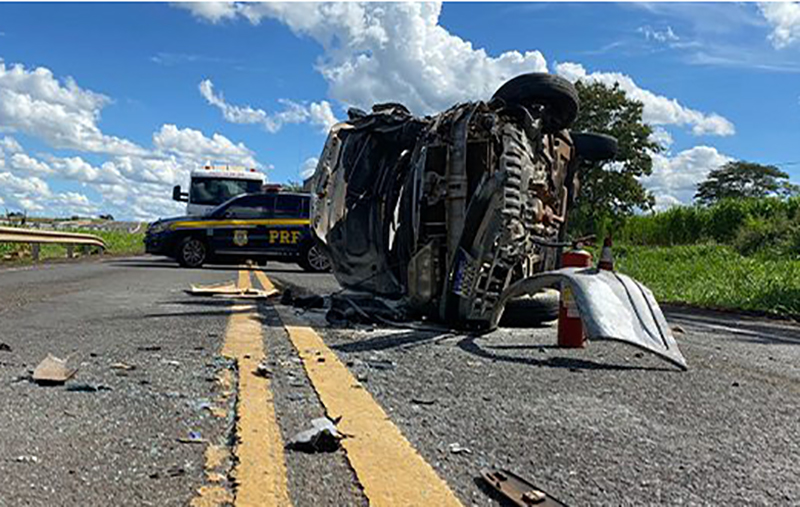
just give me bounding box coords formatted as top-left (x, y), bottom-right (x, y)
top-left (172, 185), bottom-right (188, 202)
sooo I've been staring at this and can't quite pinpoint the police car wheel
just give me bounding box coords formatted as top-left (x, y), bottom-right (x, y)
top-left (300, 243), bottom-right (331, 272)
top-left (178, 237), bottom-right (207, 268)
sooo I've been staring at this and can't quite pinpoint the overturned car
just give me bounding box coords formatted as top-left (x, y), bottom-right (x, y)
top-left (309, 73), bottom-right (687, 369)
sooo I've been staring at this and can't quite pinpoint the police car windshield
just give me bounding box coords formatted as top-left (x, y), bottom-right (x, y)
top-left (190, 177), bottom-right (262, 206)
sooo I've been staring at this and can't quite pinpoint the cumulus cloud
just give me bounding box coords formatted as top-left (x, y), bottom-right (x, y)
top-left (0, 60), bottom-right (266, 219)
top-left (760, 2), bottom-right (800, 48)
top-left (199, 79), bottom-right (337, 133)
top-left (153, 124), bottom-right (259, 167)
top-left (555, 62), bottom-right (735, 137)
top-left (183, 2), bottom-right (548, 114)
top-left (300, 157), bottom-right (319, 179)
top-left (0, 62), bottom-right (146, 156)
top-left (640, 146), bottom-right (733, 209)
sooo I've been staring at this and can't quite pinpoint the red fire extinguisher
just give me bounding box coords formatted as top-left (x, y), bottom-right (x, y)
top-left (557, 248), bottom-right (593, 348)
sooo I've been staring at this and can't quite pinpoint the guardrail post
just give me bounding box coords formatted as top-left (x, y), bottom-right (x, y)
top-left (66, 245), bottom-right (74, 259)
top-left (31, 243), bottom-right (40, 261)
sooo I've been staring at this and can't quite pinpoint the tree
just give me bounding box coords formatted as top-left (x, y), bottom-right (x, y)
top-left (694, 161), bottom-right (793, 205)
top-left (568, 81), bottom-right (661, 235)
top-left (282, 180), bottom-right (305, 192)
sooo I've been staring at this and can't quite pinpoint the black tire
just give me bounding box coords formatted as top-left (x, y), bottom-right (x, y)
top-left (298, 242), bottom-right (331, 273)
top-left (492, 73), bottom-right (579, 133)
top-left (177, 236), bottom-right (207, 268)
top-left (499, 289), bottom-right (560, 327)
top-left (571, 132), bottom-right (618, 161)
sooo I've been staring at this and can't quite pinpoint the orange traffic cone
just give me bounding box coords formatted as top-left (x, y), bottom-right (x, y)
top-left (598, 236), bottom-right (614, 271)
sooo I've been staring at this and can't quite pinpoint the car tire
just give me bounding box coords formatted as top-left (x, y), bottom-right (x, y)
top-left (298, 242), bottom-right (331, 273)
top-left (177, 236), bottom-right (207, 268)
top-left (492, 73), bottom-right (579, 133)
top-left (571, 132), bottom-right (618, 161)
top-left (499, 289), bottom-right (560, 327)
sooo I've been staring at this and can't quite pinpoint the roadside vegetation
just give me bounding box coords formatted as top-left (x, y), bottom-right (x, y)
top-left (607, 197), bottom-right (800, 318)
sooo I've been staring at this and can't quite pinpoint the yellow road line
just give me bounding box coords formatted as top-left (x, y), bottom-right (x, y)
top-left (283, 324), bottom-right (463, 507)
top-left (252, 269), bottom-right (276, 293)
top-left (237, 269), bottom-right (252, 291)
top-left (222, 269), bottom-right (292, 507)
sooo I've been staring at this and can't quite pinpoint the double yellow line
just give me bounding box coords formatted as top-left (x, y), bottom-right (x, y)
top-left (198, 268), bottom-right (462, 507)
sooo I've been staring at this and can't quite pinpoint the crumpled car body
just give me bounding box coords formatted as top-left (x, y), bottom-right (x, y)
top-left (309, 73), bottom-right (688, 369)
top-left (311, 74), bottom-right (586, 328)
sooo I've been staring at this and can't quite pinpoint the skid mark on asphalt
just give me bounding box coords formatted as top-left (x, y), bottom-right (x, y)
top-left (280, 321), bottom-right (463, 506)
top-left (223, 269), bottom-right (292, 506)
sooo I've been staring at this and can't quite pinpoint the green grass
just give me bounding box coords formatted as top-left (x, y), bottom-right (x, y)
top-left (614, 243), bottom-right (800, 318)
top-left (0, 228), bottom-right (144, 263)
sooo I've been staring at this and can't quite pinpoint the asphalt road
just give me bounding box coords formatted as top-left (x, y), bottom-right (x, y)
top-left (1, 256), bottom-right (798, 506)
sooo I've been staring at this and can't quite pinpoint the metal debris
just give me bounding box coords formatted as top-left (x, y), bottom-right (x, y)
top-left (480, 468), bottom-right (567, 506)
top-left (32, 354), bottom-right (77, 385)
top-left (66, 383), bottom-right (113, 392)
top-left (177, 431), bottom-right (205, 444)
top-left (186, 283), bottom-right (278, 299)
top-left (448, 443), bottom-right (472, 455)
top-left (287, 417), bottom-right (343, 453)
top-left (0, 343), bottom-right (11, 352)
top-left (411, 397), bottom-right (436, 406)
top-left (110, 362), bottom-right (136, 371)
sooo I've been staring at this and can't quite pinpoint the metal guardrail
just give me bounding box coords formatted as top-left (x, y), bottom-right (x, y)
top-left (0, 226), bottom-right (106, 261)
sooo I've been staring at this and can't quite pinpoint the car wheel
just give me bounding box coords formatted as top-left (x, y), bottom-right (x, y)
top-left (492, 73), bottom-right (579, 133)
top-left (571, 132), bottom-right (618, 161)
top-left (499, 289), bottom-right (560, 327)
top-left (177, 237), bottom-right (207, 268)
top-left (299, 243), bottom-right (331, 273)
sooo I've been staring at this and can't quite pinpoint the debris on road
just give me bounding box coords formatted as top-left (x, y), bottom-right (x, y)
top-left (411, 397), bottom-right (436, 406)
top-left (137, 345), bottom-right (162, 352)
top-left (253, 361), bottom-right (272, 378)
top-left (162, 359), bottom-right (181, 367)
top-left (448, 443), bottom-right (472, 455)
top-left (365, 358), bottom-right (396, 371)
top-left (177, 431), bottom-right (205, 444)
top-left (66, 383), bottom-right (113, 392)
top-left (14, 455), bottom-right (39, 464)
top-left (186, 283), bottom-right (278, 299)
top-left (480, 468), bottom-right (567, 507)
top-left (32, 354), bottom-right (77, 385)
top-left (110, 362), bottom-right (136, 371)
top-left (287, 417), bottom-right (343, 453)
top-left (281, 287), bottom-right (325, 309)
top-left (0, 342), bottom-right (11, 352)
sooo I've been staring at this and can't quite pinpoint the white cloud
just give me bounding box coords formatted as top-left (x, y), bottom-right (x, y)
top-left (0, 62), bottom-right (146, 156)
top-left (640, 146), bottom-right (733, 209)
top-left (183, 2), bottom-right (548, 115)
top-left (0, 170), bottom-right (97, 216)
top-left (556, 62), bottom-right (735, 137)
top-left (152, 124), bottom-right (259, 167)
top-left (300, 157), bottom-right (319, 179)
top-left (0, 136), bottom-right (22, 154)
top-left (9, 153), bottom-right (53, 176)
top-left (760, 2), bottom-right (800, 48)
top-left (0, 60), bottom-right (265, 219)
top-left (199, 79), bottom-right (337, 133)
top-left (638, 25), bottom-right (679, 43)
top-left (649, 127), bottom-right (674, 149)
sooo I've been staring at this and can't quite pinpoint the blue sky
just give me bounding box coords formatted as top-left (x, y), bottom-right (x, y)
top-left (0, 2), bottom-right (798, 220)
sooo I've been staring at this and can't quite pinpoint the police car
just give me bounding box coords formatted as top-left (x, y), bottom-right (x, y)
top-left (145, 192), bottom-right (330, 271)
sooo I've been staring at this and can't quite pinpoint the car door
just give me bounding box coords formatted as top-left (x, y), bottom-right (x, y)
top-left (266, 194), bottom-right (309, 257)
top-left (210, 194), bottom-right (270, 255)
